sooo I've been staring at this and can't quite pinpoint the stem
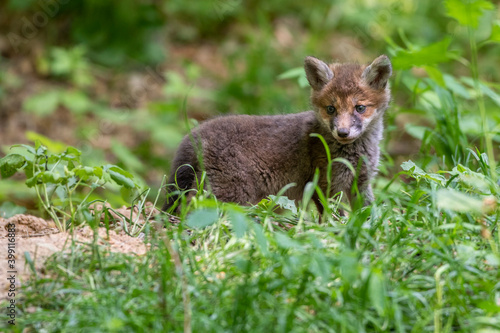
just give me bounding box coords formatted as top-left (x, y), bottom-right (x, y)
top-left (130, 189), bottom-right (152, 235)
top-left (51, 206), bottom-right (72, 219)
top-left (76, 183), bottom-right (97, 211)
top-left (468, 27), bottom-right (497, 182)
top-left (68, 178), bottom-right (83, 196)
top-left (50, 159), bottom-right (62, 172)
top-left (66, 183), bottom-right (75, 220)
top-left (35, 184), bottom-right (62, 231)
top-left (147, 176), bottom-right (166, 222)
top-left (32, 157), bottom-right (55, 223)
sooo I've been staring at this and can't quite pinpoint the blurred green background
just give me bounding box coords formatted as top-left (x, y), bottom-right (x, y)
top-left (0, 0), bottom-right (499, 211)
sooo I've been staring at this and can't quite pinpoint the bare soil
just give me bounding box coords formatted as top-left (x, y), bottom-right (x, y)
top-left (0, 211), bottom-right (156, 295)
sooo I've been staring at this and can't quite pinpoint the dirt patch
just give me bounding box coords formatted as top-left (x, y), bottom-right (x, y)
top-left (1, 214), bottom-right (59, 237)
top-left (0, 213), bottom-right (156, 295)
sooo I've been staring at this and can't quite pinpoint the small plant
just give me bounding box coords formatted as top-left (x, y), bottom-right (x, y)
top-left (37, 46), bottom-right (94, 88)
top-left (0, 141), bottom-right (140, 232)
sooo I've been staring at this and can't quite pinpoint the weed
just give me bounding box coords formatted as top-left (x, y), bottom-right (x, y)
top-left (0, 141), bottom-right (140, 231)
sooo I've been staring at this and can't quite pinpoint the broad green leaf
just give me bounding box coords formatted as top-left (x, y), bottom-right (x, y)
top-left (340, 251), bottom-right (358, 282)
top-left (34, 143), bottom-right (47, 156)
top-left (450, 165), bottom-right (490, 192)
top-left (8, 145), bottom-right (36, 161)
top-left (0, 201), bottom-right (27, 218)
top-left (277, 67), bottom-right (304, 80)
top-left (489, 22), bottom-right (500, 42)
top-left (392, 38), bottom-right (455, 70)
top-left (275, 233), bottom-right (303, 250)
top-left (404, 124), bottom-right (429, 141)
top-left (93, 166), bottom-right (103, 178)
top-left (60, 90), bottom-right (92, 114)
top-left (401, 160), bottom-right (425, 176)
top-left (26, 172), bottom-right (41, 187)
top-left (424, 65), bottom-right (445, 87)
top-left (111, 140), bottom-right (144, 173)
top-left (268, 195), bottom-right (298, 214)
top-left (74, 166), bottom-right (97, 180)
top-left (401, 160), bottom-right (446, 185)
top-left (298, 76), bottom-right (309, 88)
top-left (308, 254), bottom-right (330, 281)
top-left (456, 244), bottom-right (478, 264)
top-left (436, 189), bottom-right (484, 213)
top-left (278, 67), bottom-right (309, 88)
top-left (65, 146), bottom-right (81, 156)
top-left (104, 317), bottom-right (125, 331)
top-left (228, 210), bottom-right (248, 238)
top-left (425, 173), bottom-right (447, 186)
top-left (443, 74), bottom-right (472, 99)
top-left (235, 258), bottom-right (251, 272)
top-left (24, 161), bottom-right (34, 179)
top-left (283, 255), bottom-right (301, 278)
top-left (62, 146), bottom-right (82, 163)
top-left (186, 208), bottom-right (219, 229)
top-left (66, 176), bottom-right (78, 189)
top-left (368, 270), bottom-right (387, 316)
top-left (0, 154), bottom-right (26, 178)
top-left (257, 197), bottom-right (272, 210)
top-left (47, 155), bottom-right (61, 165)
top-left (485, 253), bottom-right (500, 267)
top-left (252, 223), bottom-right (269, 255)
top-left (41, 171), bottom-right (62, 184)
top-left (445, 0), bottom-right (494, 29)
top-left (104, 165), bottom-right (135, 189)
top-left (23, 89), bottom-right (60, 116)
top-left (461, 77), bottom-right (500, 106)
top-left (26, 131), bottom-right (66, 153)
top-left (50, 47), bottom-right (74, 76)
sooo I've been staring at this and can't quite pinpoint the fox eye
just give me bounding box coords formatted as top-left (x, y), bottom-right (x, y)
top-left (326, 105), bottom-right (336, 115)
top-left (355, 105), bottom-right (366, 114)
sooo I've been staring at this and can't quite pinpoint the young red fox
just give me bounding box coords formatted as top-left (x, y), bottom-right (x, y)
top-left (163, 55), bottom-right (392, 214)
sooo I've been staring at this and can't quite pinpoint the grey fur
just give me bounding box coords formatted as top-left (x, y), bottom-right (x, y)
top-left (362, 55), bottom-right (392, 90)
top-left (304, 56), bottom-right (334, 91)
top-left (163, 56), bottom-right (392, 214)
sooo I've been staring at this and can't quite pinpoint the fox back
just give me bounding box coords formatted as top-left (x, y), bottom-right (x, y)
top-left (163, 55), bottom-right (392, 213)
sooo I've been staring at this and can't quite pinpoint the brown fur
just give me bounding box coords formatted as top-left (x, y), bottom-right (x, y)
top-left (163, 55), bottom-right (392, 214)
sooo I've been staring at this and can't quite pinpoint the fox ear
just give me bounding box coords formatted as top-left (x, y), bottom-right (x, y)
top-left (362, 55), bottom-right (392, 89)
top-left (304, 56), bottom-right (333, 91)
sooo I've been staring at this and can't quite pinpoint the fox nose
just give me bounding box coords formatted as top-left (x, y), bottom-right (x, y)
top-left (337, 128), bottom-right (350, 138)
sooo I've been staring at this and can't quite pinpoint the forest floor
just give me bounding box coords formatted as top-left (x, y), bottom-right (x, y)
top-left (0, 210), bottom-right (153, 289)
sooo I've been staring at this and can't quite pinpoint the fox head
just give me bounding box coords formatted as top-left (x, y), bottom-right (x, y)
top-left (304, 55), bottom-right (392, 144)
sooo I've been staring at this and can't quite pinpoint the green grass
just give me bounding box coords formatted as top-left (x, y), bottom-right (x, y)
top-left (5, 171), bottom-right (500, 332)
top-left (1, 0), bottom-right (500, 332)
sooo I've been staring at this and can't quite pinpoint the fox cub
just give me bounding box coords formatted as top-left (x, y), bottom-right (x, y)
top-left (163, 55), bottom-right (392, 214)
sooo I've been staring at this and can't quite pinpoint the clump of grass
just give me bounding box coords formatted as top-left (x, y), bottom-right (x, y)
top-left (15, 141), bottom-right (497, 322)
top-left (4, 156), bottom-right (500, 332)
